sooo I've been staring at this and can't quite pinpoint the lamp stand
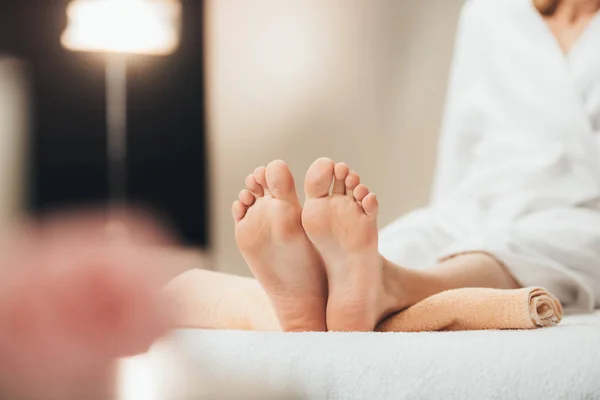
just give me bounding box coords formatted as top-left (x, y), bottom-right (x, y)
top-left (106, 54), bottom-right (128, 212)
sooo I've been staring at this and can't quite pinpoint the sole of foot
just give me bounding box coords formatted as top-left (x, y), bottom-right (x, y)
top-left (302, 157), bottom-right (396, 331)
top-left (233, 160), bottom-right (327, 332)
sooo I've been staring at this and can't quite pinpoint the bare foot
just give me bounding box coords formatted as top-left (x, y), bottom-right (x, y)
top-left (302, 158), bottom-right (398, 331)
top-left (233, 160), bottom-right (327, 332)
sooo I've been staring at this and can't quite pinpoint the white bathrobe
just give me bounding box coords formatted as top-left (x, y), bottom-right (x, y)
top-left (379, 0), bottom-right (600, 311)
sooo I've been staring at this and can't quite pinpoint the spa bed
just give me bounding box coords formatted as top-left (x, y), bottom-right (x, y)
top-left (120, 312), bottom-right (600, 399)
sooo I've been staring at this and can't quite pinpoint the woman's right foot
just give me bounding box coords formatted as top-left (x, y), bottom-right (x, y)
top-left (302, 158), bottom-right (401, 331)
top-left (233, 160), bottom-right (327, 332)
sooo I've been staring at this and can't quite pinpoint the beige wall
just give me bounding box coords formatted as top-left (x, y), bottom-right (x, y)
top-left (206, 0), bottom-right (464, 275)
top-left (0, 57), bottom-right (28, 226)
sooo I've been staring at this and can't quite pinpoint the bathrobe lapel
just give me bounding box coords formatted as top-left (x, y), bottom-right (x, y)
top-left (567, 11), bottom-right (600, 134)
top-left (481, 1), bottom-right (593, 137)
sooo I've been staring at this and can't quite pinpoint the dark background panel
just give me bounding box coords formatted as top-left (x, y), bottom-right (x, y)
top-left (0, 0), bottom-right (209, 246)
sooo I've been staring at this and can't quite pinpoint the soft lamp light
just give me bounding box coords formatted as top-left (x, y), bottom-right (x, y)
top-left (62, 0), bottom-right (181, 55)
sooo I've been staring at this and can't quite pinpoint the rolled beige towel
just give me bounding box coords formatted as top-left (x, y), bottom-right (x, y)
top-left (376, 287), bottom-right (563, 332)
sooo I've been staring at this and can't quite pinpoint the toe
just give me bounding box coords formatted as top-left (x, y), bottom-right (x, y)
top-left (265, 160), bottom-right (299, 204)
top-left (353, 184), bottom-right (369, 202)
top-left (231, 201), bottom-right (247, 222)
top-left (245, 174), bottom-right (263, 197)
top-left (332, 162), bottom-right (349, 195)
top-left (239, 189), bottom-right (256, 207)
top-left (254, 166), bottom-right (271, 196)
top-left (304, 157), bottom-right (334, 199)
top-left (362, 193), bottom-right (379, 216)
top-left (345, 171), bottom-right (360, 198)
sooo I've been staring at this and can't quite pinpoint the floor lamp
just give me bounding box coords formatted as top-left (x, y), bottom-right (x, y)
top-left (61, 0), bottom-right (181, 217)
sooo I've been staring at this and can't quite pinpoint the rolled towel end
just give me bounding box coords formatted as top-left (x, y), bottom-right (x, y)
top-left (529, 287), bottom-right (563, 328)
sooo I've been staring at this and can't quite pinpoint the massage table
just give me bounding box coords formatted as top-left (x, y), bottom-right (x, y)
top-left (119, 311), bottom-right (600, 399)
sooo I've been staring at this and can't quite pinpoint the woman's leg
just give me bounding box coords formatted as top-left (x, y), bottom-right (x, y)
top-left (381, 252), bottom-right (520, 313)
top-left (164, 268), bottom-right (280, 331)
top-left (301, 158), bottom-right (520, 331)
top-left (167, 159), bottom-right (331, 333)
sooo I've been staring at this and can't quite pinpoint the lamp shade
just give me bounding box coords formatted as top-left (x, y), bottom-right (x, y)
top-left (61, 0), bottom-right (181, 55)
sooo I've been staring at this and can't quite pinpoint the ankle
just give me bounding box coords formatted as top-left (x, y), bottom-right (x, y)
top-left (379, 257), bottom-right (414, 316)
top-left (379, 257), bottom-right (445, 315)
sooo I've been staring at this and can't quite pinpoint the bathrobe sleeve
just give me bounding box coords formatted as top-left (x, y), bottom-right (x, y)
top-left (431, 0), bottom-right (600, 311)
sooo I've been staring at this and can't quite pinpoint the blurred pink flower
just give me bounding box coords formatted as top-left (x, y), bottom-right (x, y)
top-left (0, 209), bottom-right (177, 399)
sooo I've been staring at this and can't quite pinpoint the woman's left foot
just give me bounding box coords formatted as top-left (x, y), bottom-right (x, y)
top-left (233, 160), bottom-right (328, 332)
top-left (302, 158), bottom-right (400, 331)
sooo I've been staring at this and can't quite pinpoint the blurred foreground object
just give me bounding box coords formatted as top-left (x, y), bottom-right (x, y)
top-left (118, 338), bottom-right (303, 400)
top-left (61, 0), bottom-right (182, 208)
top-left (0, 209), bottom-right (177, 400)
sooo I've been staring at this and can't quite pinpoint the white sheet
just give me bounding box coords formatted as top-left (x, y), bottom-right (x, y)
top-left (134, 312), bottom-right (600, 399)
